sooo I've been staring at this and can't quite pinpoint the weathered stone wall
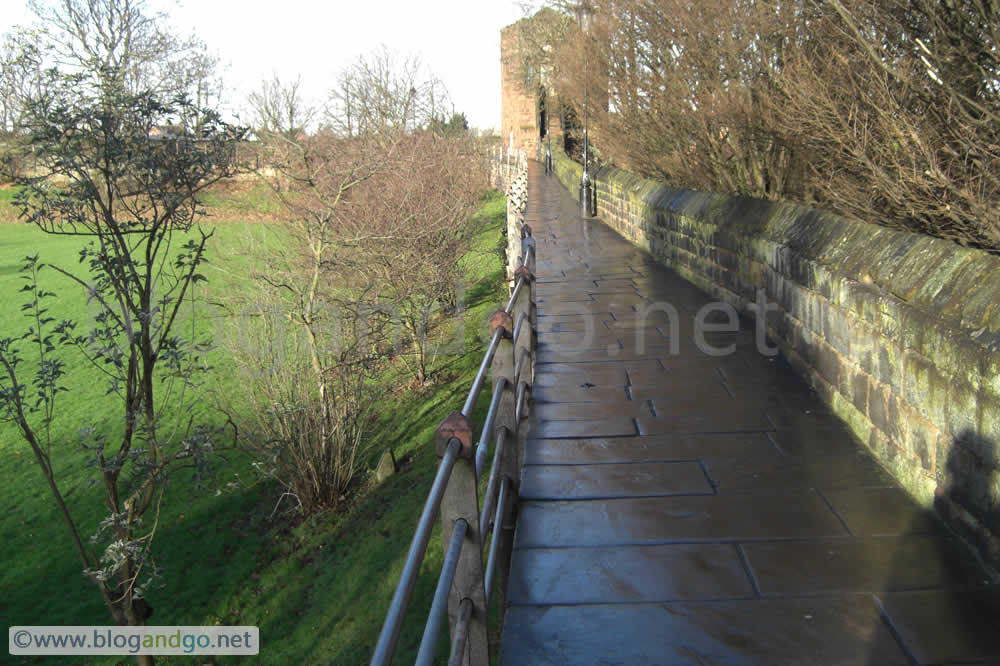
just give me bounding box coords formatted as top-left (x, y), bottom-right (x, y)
top-left (500, 24), bottom-right (538, 155)
top-left (551, 147), bottom-right (1000, 567)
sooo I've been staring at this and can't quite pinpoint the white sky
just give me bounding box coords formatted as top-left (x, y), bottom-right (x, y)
top-left (1, 0), bottom-right (531, 130)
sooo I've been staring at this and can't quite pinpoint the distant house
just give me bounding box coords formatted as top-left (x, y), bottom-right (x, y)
top-left (148, 124), bottom-right (182, 140)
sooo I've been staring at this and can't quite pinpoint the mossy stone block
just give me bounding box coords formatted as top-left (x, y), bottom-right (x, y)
top-left (375, 449), bottom-right (397, 483)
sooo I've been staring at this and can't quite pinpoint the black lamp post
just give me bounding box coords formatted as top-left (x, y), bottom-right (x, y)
top-left (545, 126), bottom-right (552, 175)
top-left (544, 88), bottom-right (552, 176)
top-left (575, 2), bottom-right (595, 217)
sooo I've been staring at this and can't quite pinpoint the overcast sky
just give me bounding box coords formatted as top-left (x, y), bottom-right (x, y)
top-left (2, 0), bottom-right (532, 130)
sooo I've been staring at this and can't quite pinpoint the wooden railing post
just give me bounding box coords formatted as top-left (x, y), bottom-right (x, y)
top-left (511, 268), bottom-right (533, 466)
top-left (434, 413), bottom-right (489, 666)
top-left (486, 310), bottom-right (519, 635)
top-left (521, 230), bottom-right (537, 333)
top-left (371, 153), bottom-right (532, 666)
top-left (507, 197), bottom-right (522, 281)
top-left (489, 311), bottom-right (518, 453)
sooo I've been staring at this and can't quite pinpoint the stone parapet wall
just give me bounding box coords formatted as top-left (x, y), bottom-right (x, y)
top-left (550, 148), bottom-right (1000, 568)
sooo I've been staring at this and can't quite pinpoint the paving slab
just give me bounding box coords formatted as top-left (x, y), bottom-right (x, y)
top-left (703, 452), bottom-right (897, 492)
top-left (601, 307), bottom-right (691, 327)
top-left (636, 408), bottom-right (773, 435)
top-left (625, 365), bottom-right (671, 387)
top-left (520, 461), bottom-right (713, 500)
top-left (582, 294), bottom-right (652, 308)
top-left (508, 544), bottom-right (754, 604)
top-left (537, 343), bottom-right (664, 364)
top-left (541, 289), bottom-right (644, 302)
top-left (500, 599), bottom-right (912, 666)
top-left (529, 418), bottom-right (639, 439)
top-left (536, 300), bottom-right (619, 316)
top-left (633, 384), bottom-right (814, 416)
top-left (629, 382), bottom-right (734, 404)
top-left (742, 535), bottom-right (984, 596)
top-left (524, 433), bottom-right (780, 465)
top-left (594, 277), bottom-right (640, 289)
top-left (822, 487), bottom-right (945, 536)
top-left (514, 493), bottom-right (848, 547)
top-left (538, 340), bottom-right (763, 365)
top-left (538, 299), bottom-right (640, 317)
top-left (534, 401), bottom-right (649, 421)
top-left (535, 291), bottom-right (602, 303)
top-left (876, 587), bottom-right (1000, 664)
top-left (531, 363), bottom-right (630, 388)
top-left (536, 330), bottom-right (624, 350)
top-left (535, 317), bottom-right (602, 334)
top-left (768, 424), bottom-right (866, 459)
top-left (531, 385), bottom-right (631, 404)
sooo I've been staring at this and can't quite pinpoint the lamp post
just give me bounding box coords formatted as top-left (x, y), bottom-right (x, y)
top-left (545, 128), bottom-right (552, 176)
top-left (545, 121), bottom-right (552, 176)
top-left (575, 2), bottom-right (595, 217)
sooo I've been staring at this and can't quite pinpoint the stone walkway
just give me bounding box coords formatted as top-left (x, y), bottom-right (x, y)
top-left (499, 161), bottom-right (1000, 665)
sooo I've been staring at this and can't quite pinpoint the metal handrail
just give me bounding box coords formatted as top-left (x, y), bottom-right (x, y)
top-left (479, 427), bottom-right (507, 539)
top-left (463, 328), bottom-right (504, 417)
top-left (371, 438), bottom-right (462, 665)
top-left (483, 478), bottom-right (510, 606)
top-left (372, 153), bottom-right (531, 666)
top-left (474, 377), bottom-right (507, 480)
top-left (415, 518), bottom-right (468, 666)
top-left (505, 275), bottom-right (525, 314)
top-left (514, 351), bottom-right (529, 390)
top-left (511, 312), bottom-right (529, 350)
top-left (515, 381), bottom-right (528, 425)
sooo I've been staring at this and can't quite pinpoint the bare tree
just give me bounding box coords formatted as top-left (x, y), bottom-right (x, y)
top-left (28, 0), bottom-right (218, 99)
top-left (247, 73), bottom-right (316, 140)
top-left (551, 0), bottom-right (803, 198)
top-left (0, 28), bottom-right (44, 133)
top-left (3, 0), bottom-right (227, 158)
top-left (0, 28), bottom-right (45, 178)
top-left (162, 38), bottom-right (226, 133)
top-left (531, 0), bottom-right (999, 248)
top-left (514, 4), bottom-right (574, 92)
top-left (325, 46), bottom-right (451, 138)
top-left (227, 129), bottom-right (387, 514)
top-left (774, 0), bottom-right (1000, 247)
top-left (348, 133), bottom-right (487, 383)
top-left (232, 53), bottom-right (488, 514)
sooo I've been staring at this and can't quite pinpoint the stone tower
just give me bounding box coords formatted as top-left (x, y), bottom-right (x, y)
top-left (501, 13), bottom-right (565, 157)
top-left (500, 23), bottom-right (538, 154)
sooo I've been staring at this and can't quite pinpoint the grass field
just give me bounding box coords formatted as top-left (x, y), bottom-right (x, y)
top-left (1, 184), bottom-right (508, 664)
top-left (0, 178), bottom-right (285, 225)
top-left (0, 184), bottom-right (22, 222)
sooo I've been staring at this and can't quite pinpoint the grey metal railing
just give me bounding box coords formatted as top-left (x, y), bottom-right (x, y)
top-left (371, 151), bottom-right (532, 666)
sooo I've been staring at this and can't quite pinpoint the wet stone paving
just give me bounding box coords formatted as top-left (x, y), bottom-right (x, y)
top-left (498, 162), bottom-right (1000, 666)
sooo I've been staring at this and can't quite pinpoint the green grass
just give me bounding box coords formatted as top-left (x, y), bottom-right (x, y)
top-left (0, 179), bottom-right (283, 225)
top-left (196, 180), bottom-right (285, 223)
top-left (0, 223), bottom-right (286, 644)
top-left (0, 184), bottom-right (22, 222)
top-left (0, 185), bottom-right (19, 202)
top-left (1, 190), bottom-right (509, 664)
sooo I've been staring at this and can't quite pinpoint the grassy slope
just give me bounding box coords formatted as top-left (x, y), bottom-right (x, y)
top-left (0, 179), bottom-right (282, 224)
top-left (0, 222), bottom-right (285, 645)
top-left (0, 184), bottom-right (22, 222)
top-left (1, 189), bottom-right (508, 664)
